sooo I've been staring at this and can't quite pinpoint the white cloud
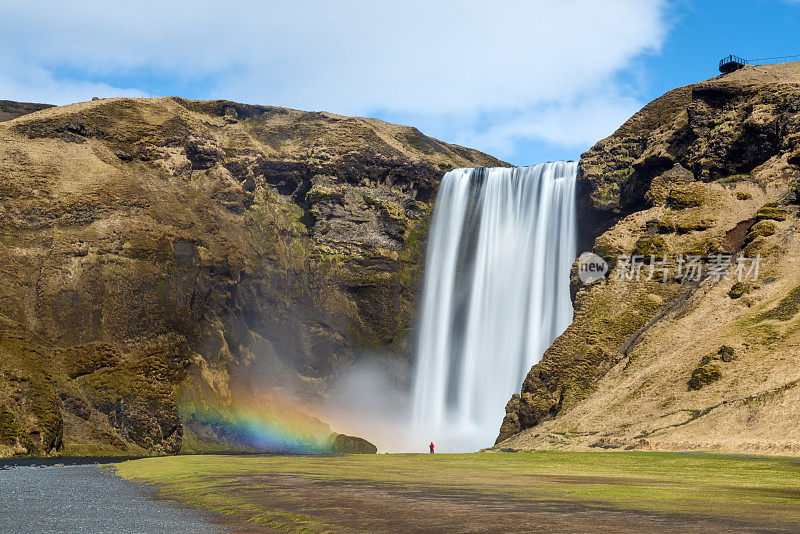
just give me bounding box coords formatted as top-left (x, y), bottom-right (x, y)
top-left (0, 0), bottom-right (668, 162)
top-left (0, 59), bottom-right (146, 105)
top-left (452, 93), bottom-right (645, 155)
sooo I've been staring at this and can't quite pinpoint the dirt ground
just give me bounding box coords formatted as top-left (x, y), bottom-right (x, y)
top-left (117, 453), bottom-right (800, 533)
top-left (202, 472), bottom-right (795, 533)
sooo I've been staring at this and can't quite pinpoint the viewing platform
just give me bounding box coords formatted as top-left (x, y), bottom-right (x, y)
top-left (720, 53), bottom-right (800, 74)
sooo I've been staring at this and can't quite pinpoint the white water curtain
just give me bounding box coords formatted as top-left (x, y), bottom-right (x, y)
top-left (411, 162), bottom-right (577, 451)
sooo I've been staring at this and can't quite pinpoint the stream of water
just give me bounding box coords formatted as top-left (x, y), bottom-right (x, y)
top-left (411, 162), bottom-right (577, 451)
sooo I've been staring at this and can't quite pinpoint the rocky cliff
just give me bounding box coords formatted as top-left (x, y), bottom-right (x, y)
top-left (496, 63), bottom-right (800, 454)
top-left (0, 97), bottom-right (502, 457)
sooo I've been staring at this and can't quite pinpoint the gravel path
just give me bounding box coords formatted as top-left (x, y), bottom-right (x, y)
top-left (0, 463), bottom-right (226, 534)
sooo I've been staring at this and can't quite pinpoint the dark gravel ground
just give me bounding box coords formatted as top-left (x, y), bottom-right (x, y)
top-left (0, 463), bottom-right (226, 533)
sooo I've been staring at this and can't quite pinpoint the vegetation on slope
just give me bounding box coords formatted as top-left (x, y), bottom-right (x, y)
top-left (498, 63), bottom-right (800, 453)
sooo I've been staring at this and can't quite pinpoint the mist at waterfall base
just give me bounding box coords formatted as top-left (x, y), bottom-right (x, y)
top-left (310, 163), bottom-right (578, 453)
top-left (319, 354), bottom-right (418, 453)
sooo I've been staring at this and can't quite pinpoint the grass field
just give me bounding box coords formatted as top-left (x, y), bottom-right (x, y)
top-left (115, 451), bottom-right (800, 532)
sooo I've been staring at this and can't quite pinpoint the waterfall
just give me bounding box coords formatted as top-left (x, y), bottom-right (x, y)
top-left (411, 162), bottom-right (577, 451)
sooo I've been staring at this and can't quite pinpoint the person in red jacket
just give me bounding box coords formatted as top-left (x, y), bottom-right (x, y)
top-left (429, 442), bottom-right (434, 454)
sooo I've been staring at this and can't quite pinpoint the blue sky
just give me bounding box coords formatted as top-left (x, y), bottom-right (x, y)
top-left (524, 0), bottom-right (800, 164)
top-left (1, 1), bottom-right (798, 165)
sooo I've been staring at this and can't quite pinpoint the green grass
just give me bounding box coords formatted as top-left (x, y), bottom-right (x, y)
top-left (116, 452), bottom-right (800, 531)
top-left (756, 284), bottom-right (800, 322)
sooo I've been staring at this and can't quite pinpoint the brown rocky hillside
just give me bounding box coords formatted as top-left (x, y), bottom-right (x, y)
top-left (0, 97), bottom-right (502, 457)
top-left (496, 62), bottom-right (800, 455)
top-left (0, 100), bottom-right (53, 122)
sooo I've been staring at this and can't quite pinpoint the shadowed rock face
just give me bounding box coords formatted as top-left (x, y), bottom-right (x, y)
top-left (497, 63), bottom-right (800, 454)
top-left (0, 97), bottom-right (504, 457)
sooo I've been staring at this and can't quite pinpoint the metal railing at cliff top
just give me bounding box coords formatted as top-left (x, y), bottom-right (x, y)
top-left (746, 55), bottom-right (800, 66)
top-left (719, 54), bottom-right (800, 72)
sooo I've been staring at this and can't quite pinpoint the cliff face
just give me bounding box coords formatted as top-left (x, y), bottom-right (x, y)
top-left (497, 63), bottom-right (800, 454)
top-left (0, 97), bottom-right (502, 457)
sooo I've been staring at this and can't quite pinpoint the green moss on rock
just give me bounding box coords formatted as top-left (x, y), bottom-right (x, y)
top-left (645, 219), bottom-right (675, 234)
top-left (632, 235), bottom-right (668, 257)
top-left (0, 405), bottom-right (32, 451)
top-left (729, 282), bottom-right (753, 299)
top-left (717, 345), bottom-right (736, 362)
top-left (756, 202), bottom-right (787, 222)
top-left (667, 188), bottom-right (704, 209)
top-left (743, 237), bottom-right (771, 258)
top-left (592, 180), bottom-right (622, 210)
top-left (746, 221), bottom-right (776, 242)
top-left (682, 236), bottom-right (724, 257)
top-left (58, 343), bottom-right (123, 379)
top-left (688, 363), bottom-right (722, 390)
top-left (756, 284), bottom-right (800, 322)
top-left (593, 236), bottom-right (623, 269)
top-left (715, 174), bottom-right (748, 184)
top-left (362, 193), bottom-right (407, 224)
top-left (675, 218), bottom-right (714, 234)
top-left (329, 433), bottom-right (378, 454)
top-left (688, 345), bottom-right (735, 390)
top-left (305, 182), bottom-right (344, 204)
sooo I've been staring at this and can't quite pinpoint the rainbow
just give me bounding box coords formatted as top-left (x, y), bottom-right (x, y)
top-left (181, 399), bottom-right (334, 454)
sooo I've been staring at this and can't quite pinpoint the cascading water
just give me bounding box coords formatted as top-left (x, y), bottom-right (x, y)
top-left (411, 162), bottom-right (577, 451)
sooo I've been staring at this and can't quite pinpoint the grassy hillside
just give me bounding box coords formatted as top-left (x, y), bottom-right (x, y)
top-left (498, 62), bottom-right (800, 454)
